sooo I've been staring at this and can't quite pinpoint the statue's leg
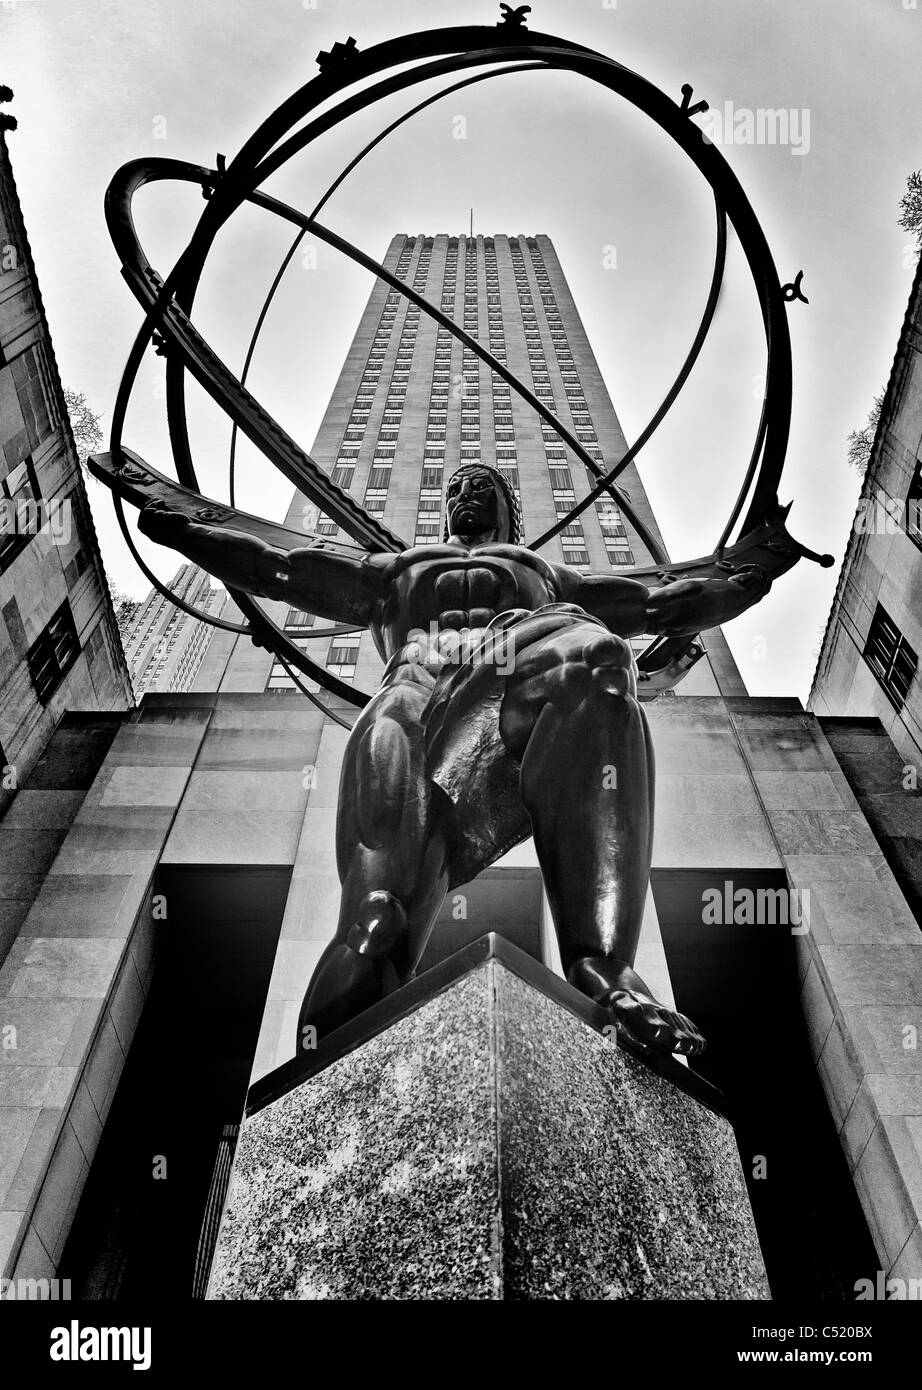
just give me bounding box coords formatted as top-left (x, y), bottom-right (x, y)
top-left (502, 622), bottom-right (704, 1057)
top-left (296, 675), bottom-right (449, 1046)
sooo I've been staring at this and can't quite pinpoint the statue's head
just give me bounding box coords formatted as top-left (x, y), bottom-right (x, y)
top-left (444, 462), bottom-right (523, 545)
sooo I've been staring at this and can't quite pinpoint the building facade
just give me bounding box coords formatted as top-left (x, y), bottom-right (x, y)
top-left (0, 127), bottom-right (131, 817)
top-left (809, 256), bottom-right (922, 766)
top-left (2, 232), bottom-right (922, 1302)
top-left (120, 565), bottom-right (228, 698)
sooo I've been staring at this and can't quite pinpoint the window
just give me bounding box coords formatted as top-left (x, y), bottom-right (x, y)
top-left (267, 664), bottom-right (296, 690)
top-left (27, 600), bottom-right (80, 704)
top-left (864, 603), bottom-right (918, 710)
top-left (327, 634), bottom-right (360, 681)
top-left (63, 547), bottom-right (88, 589)
top-left (331, 464), bottom-right (354, 488)
top-left (0, 457), bottom-right (41, 572)
top-left (11, 346), bottom-right (53, 451)
top-left (328, 640), bottom-right (360, 666)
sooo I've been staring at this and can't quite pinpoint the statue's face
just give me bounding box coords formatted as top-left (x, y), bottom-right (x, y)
top-left (446, 468), bottom-right (510, 542)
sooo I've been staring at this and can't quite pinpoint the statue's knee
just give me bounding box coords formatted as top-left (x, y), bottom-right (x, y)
top-left (582, 632), bottom-right (637, 699)
top-left (346, 890), bottom-right (409, 958)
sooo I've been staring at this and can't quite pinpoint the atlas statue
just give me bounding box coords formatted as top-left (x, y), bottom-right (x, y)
top-left (137, 467), bottom-right (769, 1057)
top-left (87, 12), bottom-right (834, 1067)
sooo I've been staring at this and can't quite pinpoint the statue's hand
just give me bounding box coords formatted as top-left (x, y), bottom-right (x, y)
top-left (710, 564), bottom-right (771, 621)
top-left (138, 498), bottom-right (190, 546)
top-left (651, 564), bottom-right (769, 633)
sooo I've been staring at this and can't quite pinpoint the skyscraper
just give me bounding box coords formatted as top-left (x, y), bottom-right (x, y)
top-left (200, 234), bottom-right (745, 698)
top-left (120, 564), bottom-right (228, 697)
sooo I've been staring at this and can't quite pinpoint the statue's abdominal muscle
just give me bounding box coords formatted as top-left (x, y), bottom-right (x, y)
top-left (377, 547), bottom-right (557, 651)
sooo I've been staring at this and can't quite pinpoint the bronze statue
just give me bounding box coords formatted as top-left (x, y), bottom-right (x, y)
top-left (138, 460), bottom-right (771, 1058)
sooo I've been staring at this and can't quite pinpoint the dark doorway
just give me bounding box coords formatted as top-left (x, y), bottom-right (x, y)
top-left (63, 865), bottom-right (289, 1299)
top-left (652, 867), bottom-right (879, 1300)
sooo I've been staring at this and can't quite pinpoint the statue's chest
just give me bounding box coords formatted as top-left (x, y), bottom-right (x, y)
top-left (428, 562), bottom-right (544, 629)
top-left (433, 565), bottom-right (501, 611)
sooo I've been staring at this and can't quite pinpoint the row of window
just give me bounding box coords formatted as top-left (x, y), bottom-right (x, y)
top-left (324, 237), bottom-right (639, 592)
top-left (267, 627), bottom-right (362, 688)
top-left (511, 244), bottom-right (592, 569)
top-left (324, 244), bottom-right (427, 539)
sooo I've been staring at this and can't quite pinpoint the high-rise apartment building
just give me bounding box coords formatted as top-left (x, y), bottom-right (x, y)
top-left (120, 564), bottom-right (228, 697)
top-left (199, 234), bottom-right (745, 698)
top-left (0, 125), bottom-right (131, 815)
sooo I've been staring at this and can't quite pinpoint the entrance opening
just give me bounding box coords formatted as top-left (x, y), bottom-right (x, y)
top-left (62, 864), bottom-right (289, 1299)
top-left (418, 866), bottom-right (544, 970)
top-left (652, 867), bottom-right (879, 1300)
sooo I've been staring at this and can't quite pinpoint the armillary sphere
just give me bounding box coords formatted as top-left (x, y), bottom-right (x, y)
top-left (90, 5), bottom-right (833, 726)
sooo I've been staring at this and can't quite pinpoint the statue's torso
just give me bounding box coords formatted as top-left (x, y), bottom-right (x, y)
top-left (373, 543), bottom-right (562, 659)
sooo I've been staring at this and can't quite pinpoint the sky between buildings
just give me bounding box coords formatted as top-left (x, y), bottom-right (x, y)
top-left (2, 0), bottom-right (921, 698)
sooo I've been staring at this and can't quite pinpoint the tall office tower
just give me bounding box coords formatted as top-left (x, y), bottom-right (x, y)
top-left (121, 564), bottom-right (228, 696)
top-left (0, 126), bottom-right (131, 810)
top-left (200, 234), bottom-right (745, 697)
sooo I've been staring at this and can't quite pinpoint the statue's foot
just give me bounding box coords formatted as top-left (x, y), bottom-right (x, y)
top-left (568, 956), bottom-right (706, 1058)
top-left (605, 985), bottom-right (706, 1058)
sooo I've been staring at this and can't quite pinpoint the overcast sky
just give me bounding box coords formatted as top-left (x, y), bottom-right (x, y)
top-left (3, 0), bottom-right (921, 698)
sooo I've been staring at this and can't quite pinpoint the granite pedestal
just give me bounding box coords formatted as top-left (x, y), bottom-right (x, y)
top-left (207, 935), bottom-right (768, 1299)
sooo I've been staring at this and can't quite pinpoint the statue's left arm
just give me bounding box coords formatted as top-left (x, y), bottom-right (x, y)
top-left (558, 564), bottom-right (771, 637)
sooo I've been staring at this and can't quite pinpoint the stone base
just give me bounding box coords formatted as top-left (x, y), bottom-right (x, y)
top-left (208, 936), bottom-right (768, 1299)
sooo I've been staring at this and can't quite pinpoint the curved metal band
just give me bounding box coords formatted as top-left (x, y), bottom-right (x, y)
top-left (187, 26), bottom-right (792, 537)
top-left (104, 22), bottom-right (795, 709)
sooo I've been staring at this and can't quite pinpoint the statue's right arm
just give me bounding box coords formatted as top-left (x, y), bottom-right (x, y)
top-left (137, 499), bottom-right (385, 625)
